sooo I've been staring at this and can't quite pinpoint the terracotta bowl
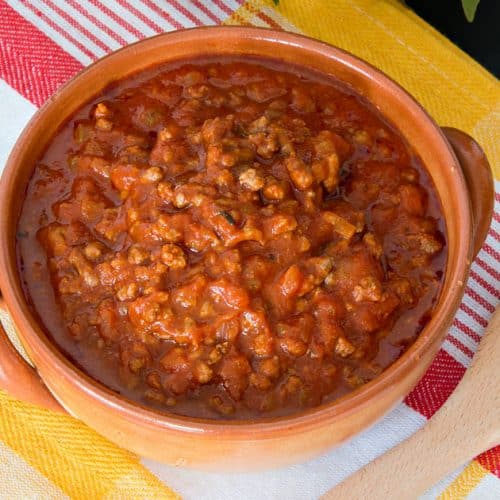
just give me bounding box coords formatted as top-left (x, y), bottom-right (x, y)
top-left (0, 27), bottom-right (494, 471)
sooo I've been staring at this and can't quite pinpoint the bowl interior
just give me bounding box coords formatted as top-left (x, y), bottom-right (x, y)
top-left (0, 27), bottom-right (471, 431)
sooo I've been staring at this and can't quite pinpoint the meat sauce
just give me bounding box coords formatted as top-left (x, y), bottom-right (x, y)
top-left (17, 58), bottom-right (446, 419)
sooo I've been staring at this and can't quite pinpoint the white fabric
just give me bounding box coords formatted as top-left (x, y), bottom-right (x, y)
top-left (142, 404), bottom-right (427, 499)
top-left (0, 79), bottom-right (36, 172)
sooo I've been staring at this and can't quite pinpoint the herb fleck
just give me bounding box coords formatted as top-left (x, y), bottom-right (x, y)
top-left (220, 211), bottom-right (236, 225)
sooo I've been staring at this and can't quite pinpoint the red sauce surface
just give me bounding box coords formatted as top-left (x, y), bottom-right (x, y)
top-left (17, 58), bottom-right (446, 419)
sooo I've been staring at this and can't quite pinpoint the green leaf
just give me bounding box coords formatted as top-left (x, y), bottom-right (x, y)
top-left (461, 0), bottom-right (480, 22)
top-left (272, 0), bottom-right (280, 5)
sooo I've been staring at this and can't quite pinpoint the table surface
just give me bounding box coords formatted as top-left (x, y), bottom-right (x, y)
top-left (0, 1), bottom-right (498, 499)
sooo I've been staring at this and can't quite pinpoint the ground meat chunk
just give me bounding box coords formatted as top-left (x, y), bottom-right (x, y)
top-left (160, 243), bottom-right (187, 269)
top-left (219, 353), bottom-right (251, 401)
top-left (239, 168), bottom-right (265, 191)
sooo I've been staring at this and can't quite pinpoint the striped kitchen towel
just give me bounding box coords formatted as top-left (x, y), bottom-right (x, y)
top-left (0, 0), bottom-right (498, 498)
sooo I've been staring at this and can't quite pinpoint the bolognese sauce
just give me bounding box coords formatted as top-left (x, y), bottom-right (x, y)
top-left (17, 58), bottom-right (446, 419)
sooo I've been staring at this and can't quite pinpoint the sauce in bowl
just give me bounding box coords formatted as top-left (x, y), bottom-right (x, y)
top-left (17, 58), bottom-right (446, 419)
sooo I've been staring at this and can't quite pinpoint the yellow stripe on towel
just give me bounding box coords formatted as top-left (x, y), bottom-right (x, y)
top-left (438, 460), bottom-right (490, 499)
top-left (0, 390), bottom-right (179, 500)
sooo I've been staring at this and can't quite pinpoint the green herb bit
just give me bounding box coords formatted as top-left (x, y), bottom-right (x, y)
top-left (220, 211), bottom-right (236, 225)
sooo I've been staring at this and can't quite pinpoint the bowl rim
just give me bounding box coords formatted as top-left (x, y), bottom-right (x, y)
top-left (0, 26), bottom-right (472, 436)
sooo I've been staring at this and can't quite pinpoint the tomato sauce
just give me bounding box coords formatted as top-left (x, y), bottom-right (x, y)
top-left (17, 58), bottom-right (446, 419)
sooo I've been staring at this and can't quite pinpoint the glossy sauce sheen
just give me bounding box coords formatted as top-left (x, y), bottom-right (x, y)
top-left (18, 58), bottom-right (446, 419)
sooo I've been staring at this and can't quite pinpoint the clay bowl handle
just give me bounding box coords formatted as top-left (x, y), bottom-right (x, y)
top-left (0, 297), bottom-right (64, 413)
top-left (441, 127), bottom-right (494, 257)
